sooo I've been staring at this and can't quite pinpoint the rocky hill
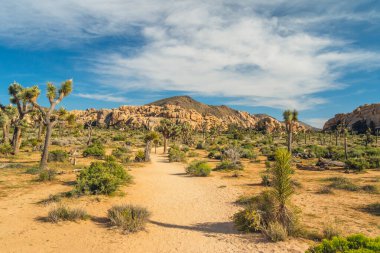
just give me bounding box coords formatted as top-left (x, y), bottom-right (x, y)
top-left (323, 103), bottom-right (380, 133)
top-left (71, 96), bottom-right (307, 133)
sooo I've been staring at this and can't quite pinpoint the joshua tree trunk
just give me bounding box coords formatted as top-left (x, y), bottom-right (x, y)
top-left (155, 144), bottom-right (157, 154)
top-left (12, 126), bottom-right (22, 155)
top-left (335, 132), bottom-right (339, 146)
top-left (376, 129), bottom-right (379, 144)
top-left (2, 124), bottom-right (10, 144)
top-left (287, 129), bottom-right (292, 153)
top-left (86, 124), bottom-right (93, 146)
top-left (304, 132), bottom-right (307, 144)
top-left (37, 123), bottom-right (43, 141)
top-left (344, 134), bottom-right (348, 161)
top-left (144, 140), bottom-right (152, 162)
top-left (163, 137), bottom-right (168, 154)
top-left (40, 121), bottom-right (54, 170)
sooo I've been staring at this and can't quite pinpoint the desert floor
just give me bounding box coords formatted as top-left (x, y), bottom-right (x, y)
top-left (0, 148), bottom-right (379, 253)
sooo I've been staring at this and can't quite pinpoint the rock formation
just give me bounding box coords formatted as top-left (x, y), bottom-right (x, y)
top-left (323, 103), bottom-right (380, 133)
top-left (71, 96), bottom-right (308, 133)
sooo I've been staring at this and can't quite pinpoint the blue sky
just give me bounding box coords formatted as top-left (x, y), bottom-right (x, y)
top-left (0, 1), bottom-right (379, 128)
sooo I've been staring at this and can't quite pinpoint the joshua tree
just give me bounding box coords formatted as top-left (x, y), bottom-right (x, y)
top-left (144, 131), bottom-right (159, 162)
top-left (343, 128), bottom-right (348, 160)
top-left (30, 80), bottom-right (73, 170)
top-left (8, 83), bottom-right (39, 154)
top-left (156, 119), bottom-right (179, 153)
top-left (180, 122), bottom-right (194, 146)
top-left (0, 105), bottom-right (17, 144)
top-left (283, 110), bottom-right (298, 153)
top-left (271, 149), bottom-right (294, 225)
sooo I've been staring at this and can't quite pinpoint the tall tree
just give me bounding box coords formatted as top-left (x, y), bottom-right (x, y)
top-left (283, 110), bottom-right (298, 153)
top-left (156, 119), bottom-right (179, 153)
top-left (8, 83), bottom-right (40, 154)
top-left (30, 80), bottom-right (73, 170)
top-left (0, 105), bottom-right (17, 144)
top-left (144, 131), bottom-right (159, 162)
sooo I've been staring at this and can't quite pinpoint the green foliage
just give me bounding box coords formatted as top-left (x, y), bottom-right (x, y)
top-left (113, 134), bottom-right (128, 142)
top-left (108, 204), bottom-right (150, 233)
top-left (186, 160), bottom-right (211, 177)
top-left (83, 143), bottom-right (105, 158)
top-left (25, 167), bottom-right (41, 175)
top-left (134, 150), bottom-right (145, 162)
top-left (262, 221), bottom-right (288, 242)
top-left (75, 161), bottom-right (131, 195)
top-left (47, 204), bottom-right (88, 223)
top-left (233, 206), bottom-right (262, 232)
top-left (346, 158), bottom-right (371, 171)
top-left (48, 150), bottom-right (69, 162)
top-left (326, 177), bottom-right (360, 192)
top-left (168, 147), bottom-right (187, 162)
top-left (215, 160), bottom-right (243, 171)
top-left (306, 234), bottom-right (380, 253)
top-left (261, 174), bottom-right (271, 186)
top-left (112, 147), bottom-right (131, 163)
top-left (0, 143), bottom-right (12, 155)
top-left (361, 203), bottom-right (380, 216)
top-left (38, 169), bottom-right (57, 181)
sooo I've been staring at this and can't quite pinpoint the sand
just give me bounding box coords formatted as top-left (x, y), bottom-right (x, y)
top-left (0, 150), bottom-right (309, 253)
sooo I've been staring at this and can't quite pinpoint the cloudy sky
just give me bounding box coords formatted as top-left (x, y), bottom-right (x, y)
top-left (0, 0), bottom-right (379, 127)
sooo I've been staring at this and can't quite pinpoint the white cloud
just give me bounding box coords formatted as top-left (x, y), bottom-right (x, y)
top-left (75, 93), bottom-right (126, 103)
top-left (303, 118), bottom-right (328, 129)
top-left (0, 0), bottom-right (379, 110)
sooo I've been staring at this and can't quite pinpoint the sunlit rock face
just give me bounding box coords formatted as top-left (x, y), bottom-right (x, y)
top-left (324, 103), bottom-right (380, 133)
top-left (71, 96), bottom-right (308, 133)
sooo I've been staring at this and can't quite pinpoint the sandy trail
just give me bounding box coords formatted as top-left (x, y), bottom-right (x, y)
top-left (0, 151), bottom-right (308, 253)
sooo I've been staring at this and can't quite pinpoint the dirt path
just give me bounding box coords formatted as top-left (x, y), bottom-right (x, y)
top-left (0, 151), bottom-right (308, 253)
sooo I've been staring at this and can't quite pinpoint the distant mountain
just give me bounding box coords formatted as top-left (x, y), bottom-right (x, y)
top-left (72, 95), bottom-right (310, 133)
top-left (324, 103), bottom-right (380, 133)
top-left (147, 96), bottom-right (240, 118)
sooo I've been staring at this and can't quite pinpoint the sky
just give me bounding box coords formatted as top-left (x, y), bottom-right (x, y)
top-left (0, 0), bottom-right (379, 128)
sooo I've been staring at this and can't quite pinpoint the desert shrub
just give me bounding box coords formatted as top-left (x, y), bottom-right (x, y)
top-left (241, 149), bottom-right (257, 160)
top-left (187, 151), bottom-right (199, 157)
top-left (317, 186), bottom-right (333, 194)
top-left (207, 150), bottom-right (221, 159)
top-left (48, 150), bottom-right (69, 162)
top-left (306, 234), bottom-right (380, 253)
top-left (215, 160), bottom-right (243, 171)
top-left (0, 143), bottom-right (12, 155)
top-left (307, 145), bottom-right (329, 158)
top-left (38, 169), bottom-right (57, 181)
top-left (83, 143), bottom-right (105, 158)
top-left (108, 204), bottom-right (150, 233)
top-left (368, 157), bottom-right (380, 169)
top-left (346, 158), bottom-right (371, 171)
top-left (196, 142), bottom-right (205, 150)
top-left (38, 194), bottom-right (61, 205)
top-left (168, 147), bottom-right (186, 162)
top-left (76, 161), bottom-right (131, 195)
top-left (134, 150), bottom-right (145, 162)
top-left (233, 206), bottom-right (262, 233)
top-left (361, 185), bottom-right (379, 194)
top-left (25, 167), bottom-right (41, 175)
top-left (113, 134), bottom-right (127, 142)
top-left (322, 222), bottom-right (341, 239)
top-left (261, 174), bottom-right (271, 186)
top-left (185, 160), bottom-right (211, 177)
top-left (262, 221), bottom-right (288, 242)
top-left (361, 203), bottom-right (380, 216)
top-left (112, 147), bottom-right (131, 159)
top-left (326, 177), bottom-right (360, 191)
top-left (47, 204), bottom-right (88, 223)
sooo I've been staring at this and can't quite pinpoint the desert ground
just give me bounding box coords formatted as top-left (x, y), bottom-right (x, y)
top-left (0, 146), bottom-right (378, 253)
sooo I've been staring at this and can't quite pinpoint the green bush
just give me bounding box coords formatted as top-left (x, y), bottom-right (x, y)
top-left (261, 174), bottom-right (271, 186)
top-left (233, 206), bottom-right (262, 232)
top-left (38, 169), bottom-right (57, 181)
top-left (361, 185), bottom-right (379, 194)
top-left (76, 161), bottom-right (131, 195)
top-left (215, 161), bottom-right (244, 171)
top-left (113, 134), bottom-right (127, 142)
top-left (361, 203), bottom-right (380, 216)
top-left (134, 150), bottom-right (145, 162)
top-left (241, 149), bottom-right (257, 160)
top-left (108, 204), bottom-right (150, 233)
top-left (48, 150), bottom-right (69, 162)
top-left (306, 234), bottom-right (380, 253)
top-left (186, 160), bottom-right (211, 177)
top-left (168, 147), bottom-right (187, 162)
top-left (112, 147), bottom-right (131, 159)
top-left (187, 151), bottom-right (199, 157)
top-left (47, 204), bottom-right (88, 223)
top-left (262, 221), bottom-right (288, 242)
top-left (25, 167), bottom-right (41, 175)
top-left (0, 143), bottom-right (12, 155)
top-left (326, 177), bottom-right (360, 191)
top-left (346, 158), bottom-right (371, 171)
top-left (83, 143), bottom-right (105, 158)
